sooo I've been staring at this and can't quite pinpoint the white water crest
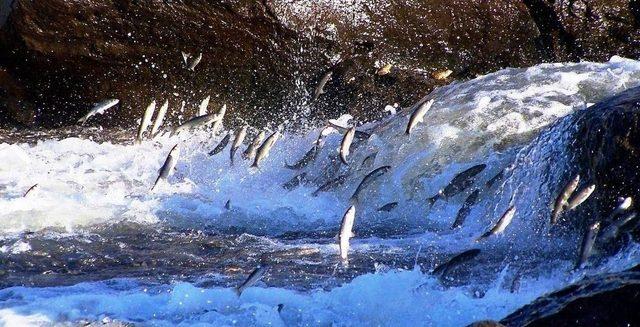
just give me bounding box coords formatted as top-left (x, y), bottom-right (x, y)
top-left (1, 56), bottom-right (640, 325)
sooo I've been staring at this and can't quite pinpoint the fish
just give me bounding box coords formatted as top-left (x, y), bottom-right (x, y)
top-left (188, 52), bottom-right (202, 71)
top-left (312, 71), bottom-right (332, 101)
top-left (23, 183), bottom-right (38, 197)
top-left (575, 221), bottom-right (600, 269)
top-left (225, 199), bottom-right (231, 210)
top-left (600, 212), bottom-right (637, 242)
top-left (360, 152), bottom-right (377, 171)
top-left (326, 121), bottom-right (371, 140)
top-left (198, 96), bottom-right (210, 116)
top-left (243, 130), bottom-right (266, 160)
top-left (432, 249), bottom-right (481, 277)
top-left (377, 202), bottom-right (398, 212)
top-left (251, 131), bottom-right (280, 168)
top-left (181, 51), bottom-right (191, 66)
top-left (208, 133), bottom-right (231, 156)
top-left (477, 206), bottom-right (516, 241)
top-left (566, 184), bottom-right (596, 211)
top-left (285, 146), bottom-right (318, 170)
top-left (136, 100), bottom-right (156, 143)
top-left (611, 197), bottom-right (633, 218)
top-left (405, 99), bottom-right (434, 135)
top-left (172, 112), bottom-right (220, 135)
top-left (230, 126), bottom-right (248, 164)
top-left (350, 166), bottom-right (392, 203)
top-left (312, 174), bottom-right (349, 196)
top-left (338, 205), bottom-right (356, 262)
top-left (485, 169), bottom-right (504, 188)
top-left (77, 99), bottom-right (120, 125)
top-left (150, 100), bottom-right (169, 137)
top-left (151, 144), bottom-right (180, 191)
top-left (377, 63), bottom-right (393, 76)
top-left (339, 127), bottom-right (356, 165)
top-left (235, 265), bottom-right (269, 296)
top-left (452, 189), bottom-right (480, 229)
top-left (282, 172), bottom-right (307, 191)
top-left (551, 175), bottom-right (580, 225)
top-left (428, 164), bottom-right (486, 207)
top-left (432, 69), bottom-right (453, 80)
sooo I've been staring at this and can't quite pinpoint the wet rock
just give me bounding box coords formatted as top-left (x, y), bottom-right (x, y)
top-left (501, 270), bottom-right (640, 326)
top-left (1, 0), bottom-right (640, 127)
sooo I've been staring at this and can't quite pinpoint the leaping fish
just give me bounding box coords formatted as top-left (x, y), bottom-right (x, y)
top-left (566, 184), bottom-right (596, 211)
top-left (150, 100), bottom-right (169, 137)
top-left (230, 126), bottom-right (248, 165)
top-left (339, 127), bottom-right (356, 165)
top-left (338, 205), bottom-right (356, 262)
top-left (235, 265), bottom-right (269, 296)
top-left (350, 166), bottom-right (392, 204)
top-left (551, 175), bottom-right (580, 225)
top-left (477, 206), bottom-right (516, 241)
top-left (77, 99), bottom-right (120, 125)
top-left (172, 112), bottom-right (220, 135)
top-left (285, 146), bottom-right (318, 170)
top-left (136, 100), bottom-right (156, 143)
top-left (312, 71), bottom-right (333, 101)
top-left (428, 164), bottom-right (486, 207)
top-left (432, 249), bottom-right (481, 277)
top-left (600, 212), bottom-right (637, 242)
top-left (452, 189), bottom-right (480, 229)
top-left (575, 221), bottom-right (600, 269)
top-left (198, 96), bottom-right (210, 116)
top-left (405, 99), bottom-right (434, 135)
top-left (188, 53), bottom-right (203, 71)
top-left (151, 144), bottom-right (180, 191)
top-left (243, 131), bottom-right (266, 160)
top-left (208, 132), bottom-right (231, 156)
top-left (326, 121), bottom-right (371, 140)
top-left (251, 131), bottom-right (280, 168)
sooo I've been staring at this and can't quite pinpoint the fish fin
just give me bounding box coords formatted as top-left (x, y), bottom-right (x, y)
top-left (350, 231), bottom-right (356, 238)
top-left (334, 234), bottom-right (339, 241)
top-left (340, 156), bottom-right (348, 165)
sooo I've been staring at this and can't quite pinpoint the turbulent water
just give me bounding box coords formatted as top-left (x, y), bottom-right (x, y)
top-left (2, 57), bottom-right (640, 326)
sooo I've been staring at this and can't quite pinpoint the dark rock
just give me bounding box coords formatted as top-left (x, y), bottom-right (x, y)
top-left (501, 270), bottom-right (640, 326)
top-left (1, 1), bottom-right (640, 127)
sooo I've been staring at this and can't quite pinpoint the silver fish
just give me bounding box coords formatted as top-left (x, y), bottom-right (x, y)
top-left (151, 144), bottom-right (180, 191)
top-left (611, 197), bottom-right (633, 218)
top-left (575, 221), bottom-right (600, 269)
top-left (282, 172), bottom-right (307, 191)
top-left (285, 146), bottom-right (318, 170)
top-left (600, 212), bottom-right (637, 241)
top-left (150, 100), bottom-right (169, 137)
top-left (432, 249), bottom-right (480, 277)
top-left (230, 126), bottom-right (248, 164)
top-left (377, 202), bottom-right (398, 212)
top-left (477, 206), bottom-right (516, 241)
top-left (551, 175), bottom-right (580, 225)
top-left (198, 96), bottom-right (210, 116)
top-left (339, 127), bottom-right (355, 165)
top-left (136, 100), bottom-right (156, 143)
top-left (208, 133), bottom-right (231, 156)
top-left (312, 174), bottom-right (349, 196)
top-left (235, 265), bottom-right (269, 296)
top-left (312, 71), bottom-right (332, 101)
top-left (350, 166), bottom-right (392, 203)
top-left (338, 205), bottom-right (356, 261)
top-left (188, 52), bottom-right (202, 71)
top-left (77, 99), bottom-right (119, 125)
top-left (566, 184), bottom-right (596, 211)
top-left (243, 131), bottom-right (266, 160)
top-left (428, 164), bottom-right (486, 207)
top-left (452, 189), bottom-right (480, 229)
top-left (172, 112), bottom-right (219, 135)
top-left (23, 183), bottom-right (38, 197)
top-left (405, 99), bottom-right (434, 135)
top-left (251, 131), bottom-right (280, 168)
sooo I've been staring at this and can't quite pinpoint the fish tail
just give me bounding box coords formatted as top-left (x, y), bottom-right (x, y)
top-left (340, 156), bottom-right (348, 165)
top-left (405, 126), bottom-right (411, 135)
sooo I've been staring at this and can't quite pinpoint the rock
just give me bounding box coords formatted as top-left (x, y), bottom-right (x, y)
top-left (501, 270), bottom-right (640, 326)
top-left (2, 1), bottom-right (640, 127)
